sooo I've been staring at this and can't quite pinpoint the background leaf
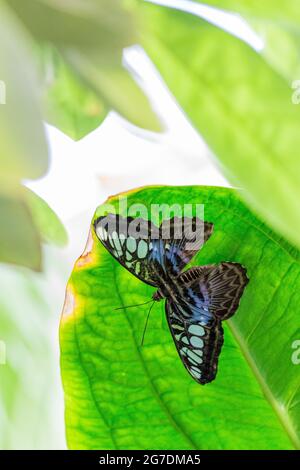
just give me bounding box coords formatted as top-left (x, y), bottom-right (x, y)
top-left (138, 2), bottom-right (300, 251)
top-left (60, 185), bottom-right (300, 450)
top-left (0, 0), bottom-right (48, 182)
top-left (190, 0), bottom-right (300, 81)
top-left (38, 46), bottom-right (106, 141)
top-left (25, 188), bottom-right (68, 248)
top-left (0, 185), bottom-right (67, 270)
top-left (0, 188), bottom-right (41, 270)
top-left (7, 0), bottom-right (161, 134)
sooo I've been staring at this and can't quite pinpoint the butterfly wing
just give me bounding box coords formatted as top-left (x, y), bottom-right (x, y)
top-left (166, 300), bottom-right (224, 384)
top-left (166, 262), bottom-right (248, 384)
top-left (94, 214), bottom-right (214, 286)
top-left (178, 262), bottom-right (249, 320)
top-left (160, 216), bottom-right (214, 276)
top-left (93, 214), bottom-right (159, 287)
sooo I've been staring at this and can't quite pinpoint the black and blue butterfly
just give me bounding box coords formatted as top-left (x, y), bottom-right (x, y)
top-left (93, 214), bottom-right (248, 385)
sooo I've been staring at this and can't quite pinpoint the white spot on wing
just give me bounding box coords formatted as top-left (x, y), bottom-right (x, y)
top-left (188, 324), bottom-right (205, 337)
top-left (127, 237), bottom-right (136, 253)
top-left (187, 349), bottom-right (203, 364)
top-left (137, 239), bottom-right (148, 258)
top-left (190, 336), bottom-right (204, 348)
top-left (119, 233), bottom-right (126, 245)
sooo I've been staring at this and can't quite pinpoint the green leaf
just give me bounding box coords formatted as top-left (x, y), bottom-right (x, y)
top-left (0, 2), bottom-right (67, 269)
top-left (25, 188), bottom-right (68, 247)
top-left (191, 0), bottom-right (300, 24)
top-left (7, 0), bottom-right (161, 134)
top-left (190, 0), bottom-right (300, 81)
top-left (38, 46), bottom-right (106, 140)
top-left (7, 0), bottom-right (136, 62)
top-left (60, 185), bottom-right (300, 450)
top-left (138, 2), bottom-right (300, 250)
top-left (0, 185), bottom-right (67, 270)
top-left (0, 0), bottom-right (48, 181)
top-left (0, 188), bottom-right (41, 270)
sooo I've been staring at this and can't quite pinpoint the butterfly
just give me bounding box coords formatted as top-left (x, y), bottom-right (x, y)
top-left (93, 213), bottom-right (248, 384)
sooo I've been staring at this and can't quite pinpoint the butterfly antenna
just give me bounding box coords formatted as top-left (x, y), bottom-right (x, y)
top-left (140, 301), bottom-right (155, 347)
top-left (114, 300), bottom-right (153, 311)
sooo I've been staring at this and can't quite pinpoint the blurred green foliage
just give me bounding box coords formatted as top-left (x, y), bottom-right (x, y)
top-left (0, 250), bottom-right (67, 449)
top-left (38, 46), bottom-right (106, 141)
top-left (7, 0), bottom-right (161, 135)
top-left (1, 0), bottom-right (300, 452)
top-left (139, 0), bottom-right (300, 251)
top-left (192, 0), bottom-right (300, 80)
top-left (61, 186), bottom-right (300, 450)
top-left (0, 0), bottom-right (160, 270)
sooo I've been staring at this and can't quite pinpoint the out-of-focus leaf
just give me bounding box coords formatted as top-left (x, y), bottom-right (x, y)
top-left (0, 2), bottom-right (67, 269)
top-left (0, 184), bottom-right (67, 270)
top-left (191, 0), bottom-right (300, 24)
top-left (63, 50), bottom-right (162, 133)
top-left (0, 0), bottom-right (48, 181)
top-left (7, 0), bottom-right (135, 61)
top-left (190, 0), bottom-right (300, 81)
top-left (138, 2), bottom-right (300, 250)
top-left (7, 0), bottom-right (161, 133)
top-left (0, 188), bottom-right (41, 270)
top-left (60, 185), bottom-right (300, 450)
top-left (25, 188), bottom-right (68, 247)
top-left (38, 46), bottom-right (106, 140)
top-left (0, 257), bottom-right (68, 449)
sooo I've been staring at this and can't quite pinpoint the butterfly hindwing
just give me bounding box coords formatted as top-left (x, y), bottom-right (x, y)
top-left (178, 262), bottom-right (249, 320)
top-left (166, 300), bottom-right (224, 384)
top-left (166, 262), bottom-right (248, 383)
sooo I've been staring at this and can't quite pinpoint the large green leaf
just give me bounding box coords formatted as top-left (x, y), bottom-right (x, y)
top-left (7, 0), bottom-right (161, 133)
top-left (190, 0), bottom-right (300, 81)
top-left (60, 185), bottom-right (300, 450)
top-left (191, 0), bottom-right (300, 24)
top-left (137, 2), bottom-right (300, 251)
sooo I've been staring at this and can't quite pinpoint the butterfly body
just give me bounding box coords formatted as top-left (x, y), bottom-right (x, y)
top-left (94, 214), bottom-right (248, 385)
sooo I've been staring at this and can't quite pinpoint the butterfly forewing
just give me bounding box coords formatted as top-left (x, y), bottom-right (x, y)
top-left (94, 214), bottom-right (161, 286)
top-left (94, 213), bottom-right (214, 281)
top-left (160, 217), bottom-right (214, 275)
